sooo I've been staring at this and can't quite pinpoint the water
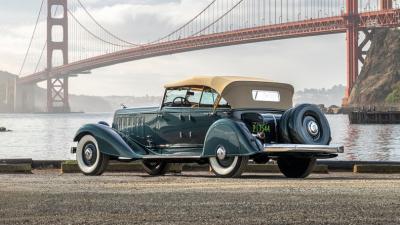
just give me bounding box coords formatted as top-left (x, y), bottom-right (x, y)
top-left (1, 113), bottom-right (400, 161)
top-left (0, 113), bottom-right (113, 160)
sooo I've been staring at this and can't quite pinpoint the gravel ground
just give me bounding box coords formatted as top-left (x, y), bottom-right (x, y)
top-left (0, 170), bottom-right (400, 225)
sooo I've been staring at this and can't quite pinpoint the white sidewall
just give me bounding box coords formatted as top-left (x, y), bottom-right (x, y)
top-left (76, 135), bottom-right (100, 174)
top-left (209, 157), bottom-right (239, 176)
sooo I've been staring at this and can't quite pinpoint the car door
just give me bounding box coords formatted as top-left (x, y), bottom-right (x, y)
top-left (156, 88), bottom-right (188, 153)
top-left (187, 88), bottom-right (227, 145)
top-left (177, 87), bottom-right (203, 146)
top-left (157, 106), bottom-right (186, 146)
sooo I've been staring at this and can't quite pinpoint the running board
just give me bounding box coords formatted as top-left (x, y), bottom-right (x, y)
top-left (264, 144), bottom-right (344, 154)
top-left (141, 155), bottom-right (202, 160)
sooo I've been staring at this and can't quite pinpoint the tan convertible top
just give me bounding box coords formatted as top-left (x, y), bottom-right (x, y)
top-left (164, 76), bottom-right (294, 110)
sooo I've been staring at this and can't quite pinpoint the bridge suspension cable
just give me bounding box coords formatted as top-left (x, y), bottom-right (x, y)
top-left (190, 0), bottom-right (245, 37)
top-left (76, 0), bottom-right (141, 47)
top-left (150, 0), bottom-right (218, 44)
top-left (67, 9), bottom-right (133, 48)
top-left (19, 0), bottom-right (45, 76)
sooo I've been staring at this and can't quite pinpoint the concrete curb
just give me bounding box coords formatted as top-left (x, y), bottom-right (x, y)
top-left (2, 159), bottom-right (400, 174)
top-left (319, 160), bottom-right (400, 172)
top-left (0, 164), bottom-right (32, 174)
top-left (354, 164), bottom-right (400, 173)
top-left (0, 158), bottom-right (33, 164)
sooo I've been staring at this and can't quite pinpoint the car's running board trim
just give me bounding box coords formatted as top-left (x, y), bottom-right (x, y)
top-left (264, 144), bottom-right (344, 154)
top-left (141, 155), bottom-right (202, 160)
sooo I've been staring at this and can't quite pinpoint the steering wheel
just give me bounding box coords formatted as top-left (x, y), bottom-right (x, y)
top-left (172, 96), bottom-right (189, 106)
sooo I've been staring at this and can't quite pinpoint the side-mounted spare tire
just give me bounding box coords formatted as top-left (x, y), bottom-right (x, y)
top-left (288, 104), bottom-right (331, 145)
top-left (278, 108), bottom-right (293, 143)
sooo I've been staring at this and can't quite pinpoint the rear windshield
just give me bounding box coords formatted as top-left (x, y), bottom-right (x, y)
top-left (252, 90), bottom-right (280, 102)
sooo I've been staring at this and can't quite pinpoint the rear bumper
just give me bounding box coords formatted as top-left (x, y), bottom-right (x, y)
top-left (264, 144), bottom-right (344, 154)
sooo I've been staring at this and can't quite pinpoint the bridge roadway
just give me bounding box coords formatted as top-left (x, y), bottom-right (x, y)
top-left (18, 9), bottom-right (400, 85)
top-left (0, 170), bottom-right (399, 225)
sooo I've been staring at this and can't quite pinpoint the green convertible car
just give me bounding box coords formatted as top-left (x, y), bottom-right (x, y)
top-left (72, 76), bottom-right (343, 178)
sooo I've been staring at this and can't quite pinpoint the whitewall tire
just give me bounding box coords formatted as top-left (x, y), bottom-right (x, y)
top-left (209, 146), bottom-right (248, 178)
top-left (76, 135), bottom-right (109, 176)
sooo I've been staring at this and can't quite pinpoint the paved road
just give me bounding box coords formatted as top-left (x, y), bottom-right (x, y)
top-left (0, 171), bottom-right (399, 225)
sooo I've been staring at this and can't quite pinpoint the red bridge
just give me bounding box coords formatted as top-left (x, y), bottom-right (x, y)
top-left (18, 0), bottom-right (400, 112)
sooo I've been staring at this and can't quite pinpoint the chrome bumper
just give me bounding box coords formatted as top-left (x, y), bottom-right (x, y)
top-left (264, 144), bottom-right (344, 154)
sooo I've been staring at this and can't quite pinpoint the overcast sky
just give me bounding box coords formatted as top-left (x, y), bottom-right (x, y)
top-left (0, 0), bottom-right (346, 96)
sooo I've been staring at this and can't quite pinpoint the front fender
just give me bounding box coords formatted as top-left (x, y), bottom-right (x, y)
top-left (202, 119), bottom-right (263, 157)
top-left (73, 123), bottom-right (146, 159)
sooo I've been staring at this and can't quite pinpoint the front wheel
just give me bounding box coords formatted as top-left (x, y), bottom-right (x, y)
top-left (209, 146), bottom-right (248, 178)
top-left (277, 157), bottom-right (316, 178)
top-left (76, 135), bottom-right (109, 176)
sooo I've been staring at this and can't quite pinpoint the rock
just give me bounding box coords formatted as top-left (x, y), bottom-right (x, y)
top-left (327, 105), bottom-right (341, 114)
top-left (348, 29), bottom-right (400, 107)
top-left (0, 127), bottom-right (11, 132)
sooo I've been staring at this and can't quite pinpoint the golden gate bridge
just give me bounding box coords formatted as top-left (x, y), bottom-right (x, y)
top-left (17, 0), bottom-right (400, 112)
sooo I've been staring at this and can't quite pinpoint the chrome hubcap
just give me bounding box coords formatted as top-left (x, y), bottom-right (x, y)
top-left (307, 121), bottom-right (319, 136)
top-left (216, 146), bottom-right (226, 160)
top-left (84, 148), bottom-right (93, 160)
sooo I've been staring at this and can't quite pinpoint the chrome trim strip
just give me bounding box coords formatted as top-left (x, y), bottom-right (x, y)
top-left (155, 144), bottom-right (203, 149)
top-left (264, 144), bottom-right (344, 154)
top-left (118, 157), bottom-right (133, 160)
top-left (142, 155), bottom-right (202, 159)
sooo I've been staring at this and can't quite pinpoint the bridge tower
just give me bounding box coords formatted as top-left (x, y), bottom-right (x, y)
top-left (47, 0), bottom-right (70, 113)
top-left (344, 0), bottom-right (393, 105)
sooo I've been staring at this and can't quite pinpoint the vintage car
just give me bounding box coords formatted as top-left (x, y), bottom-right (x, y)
top-left (72, 76), bottom-right (343, 178)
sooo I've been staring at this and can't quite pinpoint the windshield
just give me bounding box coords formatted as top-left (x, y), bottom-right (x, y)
top-left (163, 87), bottom-right (230, 108)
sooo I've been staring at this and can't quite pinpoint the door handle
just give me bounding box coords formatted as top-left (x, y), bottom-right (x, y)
top-left (208, 112), bottom-right (216, 117)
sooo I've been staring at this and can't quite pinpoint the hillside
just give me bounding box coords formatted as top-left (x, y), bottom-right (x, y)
top-left (348, 29), bottom-right (400, 107)
top-left (294, 85), bottom-right (345, 107)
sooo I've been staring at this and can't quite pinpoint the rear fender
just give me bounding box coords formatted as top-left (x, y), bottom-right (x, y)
top-left (73, 123), bottom-right (146, 159)
top-left (202, 119), bottom-right (263, 157)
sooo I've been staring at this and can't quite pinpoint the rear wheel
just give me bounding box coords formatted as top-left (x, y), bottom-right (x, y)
top-left (142, 160), bottom-right (170, 176)
top-left (277, 157), bottom-right (316, 178)
top-left (76, 135), bottom-right (109, 176)
top-left (209, 145), bottom-right (248, 178)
